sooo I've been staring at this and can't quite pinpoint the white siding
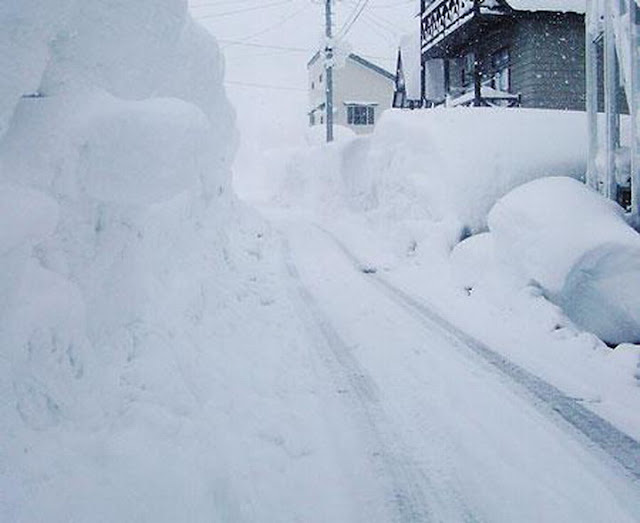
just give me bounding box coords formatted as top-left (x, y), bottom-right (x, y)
top-left (308, 54), bottom-right (394, 135)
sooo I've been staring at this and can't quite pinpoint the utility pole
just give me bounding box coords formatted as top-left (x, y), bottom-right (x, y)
top-left (325, 0), bottom-right (334, 143)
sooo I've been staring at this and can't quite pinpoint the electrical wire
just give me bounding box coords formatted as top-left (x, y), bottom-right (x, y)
top-left (194, 0), bottom-right (294, 20)
top-left (224, 79), bottom-right (307, 91)
top-left (337, 0), bottom-right (371, 41)
top-left (219, 5), bottom-right (308, 47)
top-left (191, 0), bottom-right (268, 9)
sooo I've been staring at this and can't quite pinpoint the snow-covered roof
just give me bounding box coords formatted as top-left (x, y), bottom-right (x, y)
top-left (506, 0), bottom-right (586, 14)
top-left (342, 101), bottom-right (380, 106)
top-left (347, 54), bottom-right (395, 81)
top-left (308, 52), bottom-right (394, 82)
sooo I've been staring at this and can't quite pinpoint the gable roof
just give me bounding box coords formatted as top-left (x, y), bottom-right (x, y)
top-left (505, 0), bottom-right (586, 14)
top-left (347, 54), bottom-right (395, 81)
top-left (307, 51), bottom-right (394, 81)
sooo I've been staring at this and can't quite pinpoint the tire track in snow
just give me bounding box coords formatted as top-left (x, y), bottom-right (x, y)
top-left (281, 236), bottom-right (435, 523)
top-left (320, 226), bottom-right (640, 483)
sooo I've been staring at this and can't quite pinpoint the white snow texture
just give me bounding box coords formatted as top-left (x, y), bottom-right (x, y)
top-left (266, 107), bottom-right (640, 347)
top-left (489, 176), bottom-right (640, 345)
top-left (0, 2), bottom-right (270, 521)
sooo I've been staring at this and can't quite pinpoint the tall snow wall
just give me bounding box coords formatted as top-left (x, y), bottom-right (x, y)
top-left (0, 2), bottom-right (247, 520)
top-left (269, 108), bottom-right (588, 245)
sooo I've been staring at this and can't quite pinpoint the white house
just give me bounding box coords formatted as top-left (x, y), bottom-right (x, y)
top-left (307, 51), bottom-right (395, 135)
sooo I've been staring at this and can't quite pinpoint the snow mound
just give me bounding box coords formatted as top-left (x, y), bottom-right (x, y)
top-left (39, 0), bottom-right (188, 99)
top-left (368, 108), bottom-right (588, 233)
top-left (0, 184), bottom-right (58, 254)
top-left (268, 108), bottom-right (588, 243)
top-left (489, 177), bottom-right (640, 345)
top-left (0, 0), bottom-right (72, 138)
top-left (0, 2), bottom-right (267, 520)
top-left (78, 96), bottom-right (212, 205)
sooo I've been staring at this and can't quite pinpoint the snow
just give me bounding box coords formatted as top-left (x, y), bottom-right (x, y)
top-left (488, 176), bottom-right (640, 345)
top-left (399, 31), bottom-right (422, 101)
top-left (449, 86), bottom-right (520, 106)
top-left (272, 108), bottom-right (588, 236)
top-left (3, 0), bottom-right (640, 520)
top-left (0, 185), bottom-right (58, 255)
top-left (0, 0), bottom-right (72, 138)
top-left (0, 2), bottom-right (339, 521)
top-left (251, 105), bottom-right (640, 447)
top-left (506, 0), bottom-right (586, 14)
top-left (77, 95), bottom-right (213, 205)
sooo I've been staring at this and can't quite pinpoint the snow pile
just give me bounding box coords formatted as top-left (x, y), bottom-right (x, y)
top-left (367, 108), bottom-right (588, 234)
top-left (267, 132), bottom-right (375, 214)
top-left (399, 31), bottom-right (422, 101)
top-left (487, 177), bottom-right (640, 345)
top-left (506, 0), bottom-right (586, 14)
top-left (0, 2), bottom-right (302, 520)
top-left (267, 107), bottom-right (588, 257)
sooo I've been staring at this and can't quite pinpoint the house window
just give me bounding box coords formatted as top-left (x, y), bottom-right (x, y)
top-left (320, 115), bottom-right (324, 124)
top-left (491, 48), bottom-right (511, 92)
top-left (311, 81), bottom-right (315, 90)
top-left (309, 112), bottom-right (316, 126)
top-left (461, 52), bottom-right (475, 88)
top-left (319, 73), bottom-right (323, 84)
top-left (347, 105), bottom-right (375, 125)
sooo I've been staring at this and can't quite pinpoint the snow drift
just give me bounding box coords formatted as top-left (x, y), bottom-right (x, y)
top-left (488, 177), bottom-right (640, 345)
top-left (367, 108), bottom-right (588, 233)
top-left (269, 108), bottom-right (588, 238)
top-left (0, 2), bottom-right (293, 521)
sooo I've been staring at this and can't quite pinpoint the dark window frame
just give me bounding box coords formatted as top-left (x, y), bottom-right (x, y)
top-left (347, 105), bottom-right (375, 125)
top-left (491, 47), bottom-right (511, 92)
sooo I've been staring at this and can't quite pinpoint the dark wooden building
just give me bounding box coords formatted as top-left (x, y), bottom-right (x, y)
top-left (417, 0), bottom-right (588, 109)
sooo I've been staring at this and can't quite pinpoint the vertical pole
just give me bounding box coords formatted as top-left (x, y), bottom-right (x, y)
top-left (604, 0), bottom-right (619, 200)
top-left (325, 0), bottom-right (334, 143)
top-left (629, 0), bottom-right (640, 226)
top-left (586, 0), bottom-right (600, 190)
top-left (473, 51), bottom-right (482, 107)
top-left (420, 0), bottom-right (426, 106)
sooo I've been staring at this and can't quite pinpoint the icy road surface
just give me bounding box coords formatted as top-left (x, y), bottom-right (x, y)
top-left (269, 213), bottom-right (640, 523)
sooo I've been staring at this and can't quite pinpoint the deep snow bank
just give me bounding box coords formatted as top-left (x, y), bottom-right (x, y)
top-left (269, 108), bottom-right (588, 237)
top-left (488, 177), bottom-right (640, 345)
top-left (0, 2), bottom-right (294, 520)
top-left (367, 108), bottom-right (588, 233)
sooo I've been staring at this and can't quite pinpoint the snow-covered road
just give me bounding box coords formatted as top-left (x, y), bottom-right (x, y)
top-left (271, 213), bottom-right (640, 522)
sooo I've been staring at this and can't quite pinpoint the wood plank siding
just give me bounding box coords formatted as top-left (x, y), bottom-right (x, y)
top-left (418, 3), bottom-right (597, 111)
top-left (511, 13), bottom-right (586, 110)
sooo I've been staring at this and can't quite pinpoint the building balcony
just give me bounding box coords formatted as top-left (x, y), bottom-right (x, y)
top-left (421, 0), bottom-right (507, 58)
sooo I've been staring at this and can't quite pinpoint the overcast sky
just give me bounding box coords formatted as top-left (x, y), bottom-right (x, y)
top-left (188, 0), bottom-right (419, 164)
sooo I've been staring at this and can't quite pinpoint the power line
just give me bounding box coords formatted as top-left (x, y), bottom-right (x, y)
top-left (191, 0), bottom-right (267, 8)
top-left (337, 0), bottom-right (371, 41)
top-left (224, 79), bottom-right (307, 92)
top-left (336, 0), bottom-right (366, 38)
top-left (218, 40), bottom-right (309, 53)
top-left (219, 5), bottom-right (308, 47)
top-left (348, 0), bottom-right (414, 8)
top-left (194, 0), bottom-right (294, 20)
top-left (219, 39), bottom-right (390, 62)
